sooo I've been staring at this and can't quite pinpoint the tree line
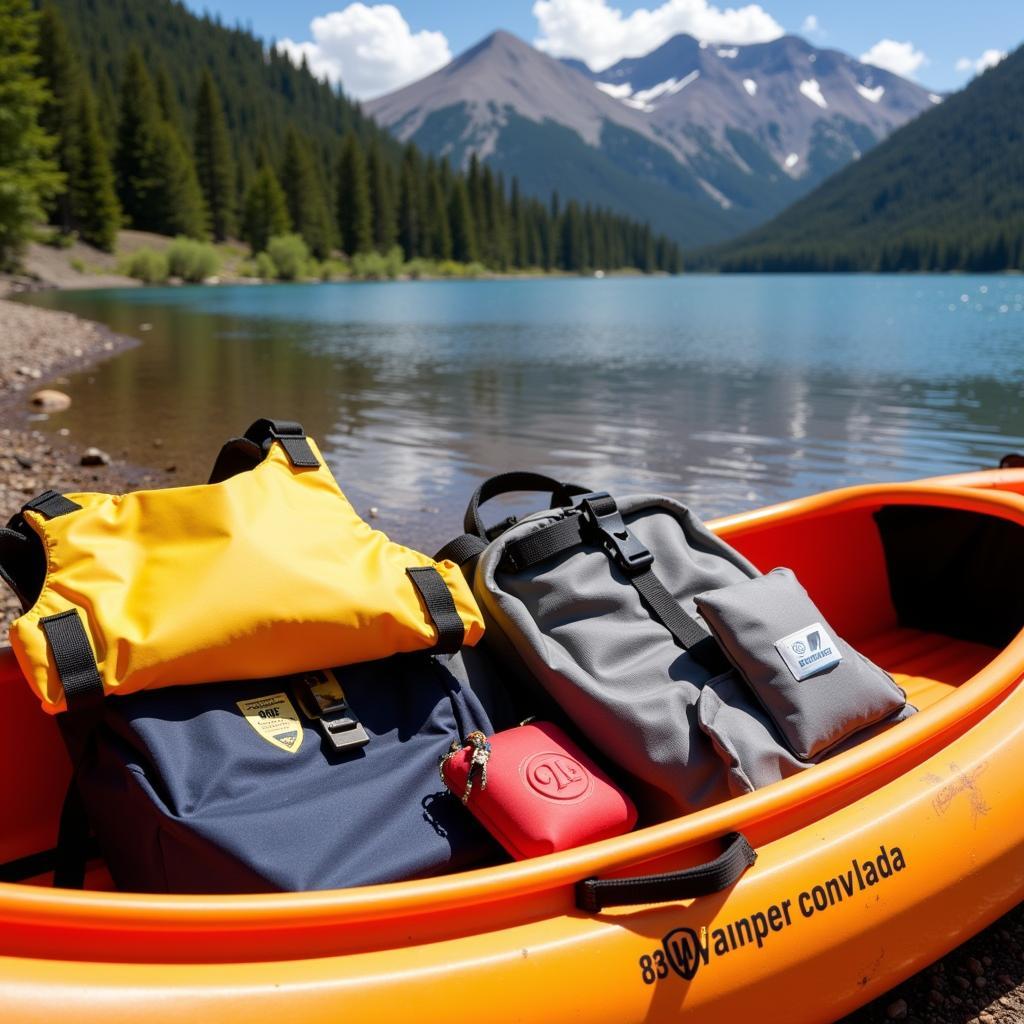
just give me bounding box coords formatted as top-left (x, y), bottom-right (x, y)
top-left (0, 0), bottom-right (682, 273)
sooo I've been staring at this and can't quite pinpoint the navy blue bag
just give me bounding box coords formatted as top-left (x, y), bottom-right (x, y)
top-left (61, 647), bottom-right (516, 893)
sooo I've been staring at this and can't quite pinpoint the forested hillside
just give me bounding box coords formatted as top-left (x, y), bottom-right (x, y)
top-left (0, 0), bottom-right (681, 273)
top-left (706, 44), bottom-right (1024, 272)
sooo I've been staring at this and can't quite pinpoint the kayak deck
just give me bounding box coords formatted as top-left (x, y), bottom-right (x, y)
top-left (863, 627), bottom-right (997, 710)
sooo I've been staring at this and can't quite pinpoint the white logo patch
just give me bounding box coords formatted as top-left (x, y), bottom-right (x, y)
top-left (775, 622), bottom-right (842, 680)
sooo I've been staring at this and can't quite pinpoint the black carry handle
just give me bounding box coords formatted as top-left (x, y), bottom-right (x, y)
top-left (999, 453), bottom-right (1024, 469)
top-left (464, 471), bottom-right (589, 540)
top-left (209, 418), bottom-right (318, 483)
top-left (575, 832), bottom-right (756, 913)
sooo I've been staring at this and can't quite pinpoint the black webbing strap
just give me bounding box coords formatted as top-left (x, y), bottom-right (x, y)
top-left (52, 779), bottom-right (93, 889)
top-left (22, 490), bottom-right (81, 519)
top-left (243, 418), bottom-right (319, 469)
top-left (504, 516), bottom-right (585, 572)
top-left (629, 568), bottom-right (728, 672)
top-left (464, 471), bottom-right (588, 540)
top-left (40, 609), bottom-right (104, 713)
top-left (502, 496), bottom-right (728, 674)
top-left (576, 832), bottom-right (756, 912)
top-left (434, 533), bottom-right (488, 568)
top-left (407, 566), bottom-right (465, 655)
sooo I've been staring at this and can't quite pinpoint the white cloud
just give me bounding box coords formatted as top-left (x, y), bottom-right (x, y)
top-left (955, 49), bottom-right (1007, 75)
top-left (532, 0), bottom-right (783, 72)
top-left (801, 15), bottom-right (820, 35)
top-left (859, 39), bottom-right (928, 80)
top-left (277, 3), bottom-right (451, 99)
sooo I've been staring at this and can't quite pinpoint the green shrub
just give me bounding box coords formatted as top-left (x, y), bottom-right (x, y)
top-left (255, 251), bottom-right (276, 279)
top-left (121, 248), bottom-right (169, 284)
top-left (69, 257), bottom-right (86, 274)
top-left (319, 258), bottom-right (348, 281)
top-left (166, 236), bottom-right (220, 282)
top-left (267, 233), bottom-right (309, 281)
top-left (350, 245), bottom-right (403, 280)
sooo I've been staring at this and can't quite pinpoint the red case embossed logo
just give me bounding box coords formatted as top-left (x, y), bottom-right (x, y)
top-left (523, 751), bottom-right (593, 801)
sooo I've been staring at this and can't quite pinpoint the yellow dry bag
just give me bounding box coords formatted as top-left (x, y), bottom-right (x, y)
top-left (1, 419), bottom-right (484, 714)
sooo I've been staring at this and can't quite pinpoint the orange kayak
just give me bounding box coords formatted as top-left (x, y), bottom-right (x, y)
top-left (2, 471), bottom-right (1023, 1023)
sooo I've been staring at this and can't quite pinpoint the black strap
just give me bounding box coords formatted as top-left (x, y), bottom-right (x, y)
top-left (502, 497), bottom-right (728, 674)
top-left (630, 567), bottom-right (728, 672)
top-left (243, 418), bottom-right (320, 469)
top-left (40, 609), bottom-right (105, 712)
top-left (22, 490), bottom-right (81, 519)
top-left (576, 832), bottom-right (756, 912)
top-left (52, 779), bottom-right (93, 889)
top-left (504, 515), bottom-right (585, 572)
top-left (208, 436), bottom-right (264, 483)
top-left (464, 471), bottom-right (588, 540)
top-left (407, 566), bottom-right (465, 655)
top-left (434, 533), bottom-right (488, 568)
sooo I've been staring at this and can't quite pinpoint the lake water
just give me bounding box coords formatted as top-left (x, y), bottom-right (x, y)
top-left (20, 275), bottom-right (1024, 553)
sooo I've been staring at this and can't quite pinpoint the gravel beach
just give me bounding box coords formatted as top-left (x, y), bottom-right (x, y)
top-left (0, 293), bottom-right (174, 629)
top-left (0, 287), bottom-right (1020, 1022)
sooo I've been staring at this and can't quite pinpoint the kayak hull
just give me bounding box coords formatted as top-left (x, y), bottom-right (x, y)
top-left (2, 475), bottom-right (1023, 1023)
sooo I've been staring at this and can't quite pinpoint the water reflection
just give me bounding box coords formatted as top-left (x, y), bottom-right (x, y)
top-left (19, 276), bottom-right (1024, 552)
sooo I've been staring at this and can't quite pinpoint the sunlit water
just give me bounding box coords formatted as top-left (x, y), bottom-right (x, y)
top-left (19, 275), bottom-right (1024, 552)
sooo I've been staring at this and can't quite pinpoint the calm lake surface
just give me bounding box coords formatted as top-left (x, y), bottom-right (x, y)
top-left (20, 275), bottom-right (1024, 552)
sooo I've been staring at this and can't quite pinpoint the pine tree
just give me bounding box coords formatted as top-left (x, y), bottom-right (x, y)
top-left (194, 69), bottom-right (235, 240)
top-left (69, 83), bottom-right (120, 250)
top-left (280, 127), bottom-right (332, 258)
top-left (424, 162), bottom-right (451, 260)
top-left (0, 0), bottom-right (62, 269)
top-left (335, 131), bottom-right (372, 255)
top-left (397, 150), bottom-right (420, 259)
top-left (149, 119), bottom-right (208, 238)
top-left (116, 49), bottom-right (206, 237)
top-left (35, 3), bottom-right (78, 233)
top-left (154, 64), bottom-right (183, 135)
top-left (114, 48), bottom-right (161, 229)
top-left (241, 161), bottom-right (288, 253)
top-left (367, 138), bottom-right (396, 252)
top-left (448, 177), bottom-right (478, 264)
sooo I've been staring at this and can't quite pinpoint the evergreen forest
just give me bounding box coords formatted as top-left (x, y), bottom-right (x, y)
top-left (0, 0), bottom-right (683, 274)
top-left (705, 44), bottom-right (1024, 273)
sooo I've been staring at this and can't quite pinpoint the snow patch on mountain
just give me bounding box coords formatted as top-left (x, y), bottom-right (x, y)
top-left (856, 83), bottom-right (885, 103)
top-left (598, 70), bottom-right (700, 112)
top-left (717, 47), bottom-right (739, 59)
top-left (596, 81), bottom-right (632, 99)
top-left (743, 78), bottom-right (758, 96)
top-left (799, 78), bottom-right (827, 109)
top-left (785, 153), bottom-right (799, 168)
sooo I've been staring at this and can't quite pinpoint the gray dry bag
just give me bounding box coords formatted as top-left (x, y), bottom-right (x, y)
top-left (440, 473), bottom-right (912, 816)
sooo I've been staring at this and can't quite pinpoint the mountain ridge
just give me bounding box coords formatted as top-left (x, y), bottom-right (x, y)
top-left (368, 29), bottom-right (936, 248)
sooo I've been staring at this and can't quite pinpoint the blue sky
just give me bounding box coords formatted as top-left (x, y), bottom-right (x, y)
top-left (187, 0), bottom-right (1023, 98)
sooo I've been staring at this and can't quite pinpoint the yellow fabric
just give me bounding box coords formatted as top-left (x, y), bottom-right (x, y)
top-left (9, 437), bottom-right (483, 713)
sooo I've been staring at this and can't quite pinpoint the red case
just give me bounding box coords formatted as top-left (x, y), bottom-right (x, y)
top-left (441, 722), bottom-right (638, 859)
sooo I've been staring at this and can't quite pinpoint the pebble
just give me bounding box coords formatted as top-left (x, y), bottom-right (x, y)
top-left (885, 998), bottom-right (907, 1020)
top-left (14, 454), bottom-right (33, 469)
top-left (368, 506), bottom-right (380, 519)
top-left (30, 388), bottom-right (71, 411)
top-left (975, 975), bottom-right (988, 989)
top-left (80, 446), bottom-right (111, 467)
top-left (969, 957), bottom-right (985, 975)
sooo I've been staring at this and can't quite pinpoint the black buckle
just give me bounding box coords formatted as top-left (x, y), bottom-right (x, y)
top-left (575, 492), bottom-right (653, 575)
top-left (293, 670), bottom-right (370, 753)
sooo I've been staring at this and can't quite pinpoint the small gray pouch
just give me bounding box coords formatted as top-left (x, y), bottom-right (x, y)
top-left (695, 568), bottom-right (908, 761)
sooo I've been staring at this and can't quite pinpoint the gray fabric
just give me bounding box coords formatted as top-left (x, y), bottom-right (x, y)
top-left (472, 493), bottom-right (914, 815)
top-left (475, 495), bottom-right (760, 813)
top-left (696, 568), bottom-right (908, 761)
top-left (697, 671), bottom-right (916, 794)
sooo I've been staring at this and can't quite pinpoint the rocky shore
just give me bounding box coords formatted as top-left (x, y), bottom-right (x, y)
top-left (0, 294), bottom-right (173, 629)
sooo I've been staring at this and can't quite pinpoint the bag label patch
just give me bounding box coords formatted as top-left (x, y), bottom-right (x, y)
top-left (775, 622), bottom-right (841, 680)
top-left (237, 692), bottom-right (304, 753)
